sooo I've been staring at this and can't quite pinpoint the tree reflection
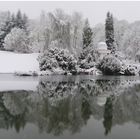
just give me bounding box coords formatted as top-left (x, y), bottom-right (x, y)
top-left (103, 96), bottom-right (113, 135)
top-left (0, 76), bottom-right (139, 137)
top-left (81, 98), bottom-right (92, 124)
top-left (0, 93), bottom-right (26, 133)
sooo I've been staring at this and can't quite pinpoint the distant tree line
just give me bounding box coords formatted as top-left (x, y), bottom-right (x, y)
top-left (0, 10), bottom-right (28, 49)
top-left (0, 8), bottom-right (139, 62)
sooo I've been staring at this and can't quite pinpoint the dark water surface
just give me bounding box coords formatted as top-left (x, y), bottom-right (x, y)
top-left (0, 74), bottom-right (140, 138)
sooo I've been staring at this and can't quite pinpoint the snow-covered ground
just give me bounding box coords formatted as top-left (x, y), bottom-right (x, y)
top-left (0, 51), bottom-right (39, 73)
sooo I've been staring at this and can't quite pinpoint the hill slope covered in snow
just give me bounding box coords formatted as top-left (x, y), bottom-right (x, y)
top-left (0, 51), bottom-right (39, 73)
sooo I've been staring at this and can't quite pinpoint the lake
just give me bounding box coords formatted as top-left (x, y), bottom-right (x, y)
top-left (0, 74), bottom-right (140, 138)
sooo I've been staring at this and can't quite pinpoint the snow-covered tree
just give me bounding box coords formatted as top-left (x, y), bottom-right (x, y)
top-left (83, 19), bottom-right (93, 49)
top-left (4, 27), bottom-right (29, 53)
top-left (78, 48), bottom-right (99, 69)
top-left (15, 10), bottom-right (28, 30)
top-left (47, 9), bottom-right (71, 50)
top-left (98, 54), bottom-right (122, 75)
top-left (0, 10), bottom-right (29, 49)
top-left (105, 12), bottom-right (115, 53)
top-left (38, 41), bottom-right (77, 74)
top-left (121, 21), bottom-right (140, 60)
top-left (114, 19), bottom-right (129, 50)
top-left (28, 19), bottom-right (47, 52)
top-left (0, 11), bottom-right (15, 49)
top-left (71, 12), bottom-right (83, 56)
top-left (28, 9), bottom-right (83, 57)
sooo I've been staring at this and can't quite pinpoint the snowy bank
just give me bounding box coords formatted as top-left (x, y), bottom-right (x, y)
top-left (14, 71), bottom-right (38, 76)
top-left (0, 51), bottom-right (39, 73)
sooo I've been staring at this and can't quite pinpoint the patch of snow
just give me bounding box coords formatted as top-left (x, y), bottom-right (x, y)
top-left (52, 67), bottom-right (65, 75)
top-left (77, 67), bottom-right (102, 75)
top-left (38, 70), bottom-right (52, 76)
top-left (0, 51), bottom-right (39, 73)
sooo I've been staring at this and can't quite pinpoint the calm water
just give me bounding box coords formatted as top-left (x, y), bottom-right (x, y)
top-left (0, 74), bottom-right (140, 138)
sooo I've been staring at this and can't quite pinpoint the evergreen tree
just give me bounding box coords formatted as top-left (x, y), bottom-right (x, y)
top-left (15, 10), bottom-right (23, 29)
top-left (0, 12), bottom-right (15, 49)
top-left (83, 19), bottom-right (93, 49)
top-left (22, 13), bottom-right (28, 30)
top-left (0, 10), bottom-right (28, 49)
top-left (11, 13), bottom-right (16, 25)
top-left (105, 12), bottom-right (115, 53)
top-left (103, 97), bottom-right (113, 135)
top-left (15, 10), bottom-right (28, 30)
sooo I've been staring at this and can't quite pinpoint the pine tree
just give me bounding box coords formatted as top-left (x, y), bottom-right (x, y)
top-left (0, 11), bottom-right (15, 49)
top-left (83, 19), bottom-right (93, 49)
top-left (15, 10), bottom-right (28, 30)
top-left (0, 10), bottom-right (28, 49)
top-left (105, 12), bottom-right (115, 53)
top-left (15, 10), bottom-right (23, 29)
top-left (22, 13), bottom-right (28, 30)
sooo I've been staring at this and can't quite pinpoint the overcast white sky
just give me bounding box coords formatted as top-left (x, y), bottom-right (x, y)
top-left (0, 1), bottom-right (140, 26)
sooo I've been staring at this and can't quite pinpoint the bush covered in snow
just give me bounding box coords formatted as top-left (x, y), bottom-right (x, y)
top-left (4, 27), bottom-right (29, 53)
top-left (14, 71), bottom-right (38, 76)
top-left (77, 67), bottom-right (102, 75)
top-left (38, 44), bottom-right (77, 74)
top-left (98, 54), bottom-right (122, 75)
top-left (78, 45), bottom-right (100, 69)
top-left (124, 66), bottom-right (137, 76)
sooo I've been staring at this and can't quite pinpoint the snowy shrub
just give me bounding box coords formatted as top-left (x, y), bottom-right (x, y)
top-left (79, 57), bottom-right (96, 69)
top-left (15, 71), bottom-right (38, 76)
top-left (77, 67), bottom-right (102, 75)
top-left (79, 46), bottom-right (99, 69)
top-left (38, 44), bottom-right (77, 74)
top-left (98, 54), bottom-right (122, 75)
top-left (4, 27), bottom-right (29, 53)
top-left (124, 65), bottom-right (137, 76)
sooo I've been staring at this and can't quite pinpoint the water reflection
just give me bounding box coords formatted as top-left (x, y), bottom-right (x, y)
top-left (103, 96), bottom-right (114, 136)
top-left (0, 92), bottom-right (27, 133)
top-left (0, 75), bottom-right (140, 138)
